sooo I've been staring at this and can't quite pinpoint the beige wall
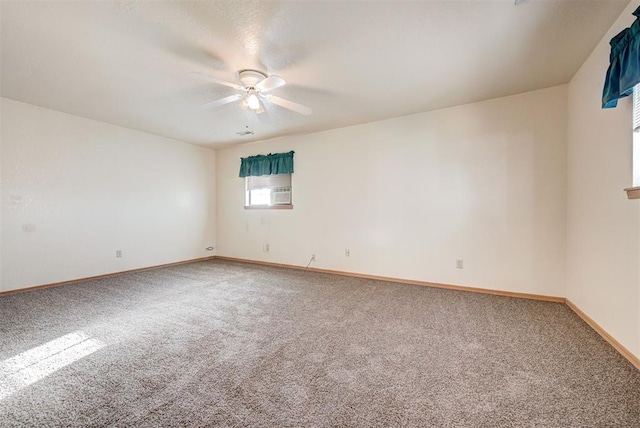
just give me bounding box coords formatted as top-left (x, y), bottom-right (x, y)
top-left (566, 1), bottom-right (640, 359)
top-left (1, 98), bottom-right (217, 292)
top-left (216, 85), bottom-right (568, 297)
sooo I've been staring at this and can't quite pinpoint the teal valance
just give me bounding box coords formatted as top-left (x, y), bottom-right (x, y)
top-left (239, 151), bottom-right (294, 177)
top-left (603, 6), bottom-right (640, 108)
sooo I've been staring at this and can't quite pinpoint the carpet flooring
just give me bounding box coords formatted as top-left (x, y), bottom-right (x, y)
top-left (1, 259), bottom-right (639, 427)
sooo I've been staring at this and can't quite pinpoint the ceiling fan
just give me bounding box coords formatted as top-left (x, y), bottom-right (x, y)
top-left (192, 69), bottom-right (312, 116)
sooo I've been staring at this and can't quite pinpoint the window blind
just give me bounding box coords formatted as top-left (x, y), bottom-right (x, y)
top-left (246, 174), bottom-right (291, 191)
top-left (634, 84), bottom-right (640, 132)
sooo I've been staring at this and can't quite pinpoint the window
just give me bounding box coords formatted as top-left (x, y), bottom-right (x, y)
top-left (239, 150), bottom-right (294, 208)
top-left (626, 85), bottom-right (640, 198)
top-left (245, 173), bottom-right (292, 208)
top-left (633, 84), bottom-right (640, 187)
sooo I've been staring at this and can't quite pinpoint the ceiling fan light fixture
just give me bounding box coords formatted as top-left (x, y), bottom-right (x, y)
top-left (246, 91), bottom-right (260, 110)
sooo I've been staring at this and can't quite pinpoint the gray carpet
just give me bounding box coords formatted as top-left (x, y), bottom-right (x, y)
top-left (1, 259), bottom-right (639, 427)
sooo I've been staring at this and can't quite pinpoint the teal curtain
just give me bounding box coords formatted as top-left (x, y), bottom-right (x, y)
top-left (603, 6), bottom-right (640, 108)
top-left (239, 151), bottom-right (294, 177)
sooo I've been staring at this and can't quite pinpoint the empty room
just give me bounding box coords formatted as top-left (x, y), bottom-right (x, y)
top-left (1, 0), bottom-right (640, 426)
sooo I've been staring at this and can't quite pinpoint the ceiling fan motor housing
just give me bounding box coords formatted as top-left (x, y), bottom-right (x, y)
top-left (238, 69), bottom-right (267, 88)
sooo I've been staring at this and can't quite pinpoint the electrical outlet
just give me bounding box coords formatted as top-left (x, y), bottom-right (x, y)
top-left (116, 250), bottom-right (122, 258)
top-left (311, 254), bottom-right (316, 261)
top-left (345, 249), bottom-right (350, 257)
top-left (456, 259), bottom-right (463, 269)
top-left (263, 243), bottom-right (270, 253)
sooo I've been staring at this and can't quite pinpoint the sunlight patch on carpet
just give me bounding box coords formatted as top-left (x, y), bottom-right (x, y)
top-left (0, 331), bottom-right (105, 400)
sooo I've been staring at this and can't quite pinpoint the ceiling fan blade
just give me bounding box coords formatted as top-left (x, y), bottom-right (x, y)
top-left (255, 75), bottom-right (286, 93)
top-left (202, 94), bottom-right (243, 109)
top-left (267, 95), bottom-right (312, 115)
top-left (190, 71), bottom-right (245, 90)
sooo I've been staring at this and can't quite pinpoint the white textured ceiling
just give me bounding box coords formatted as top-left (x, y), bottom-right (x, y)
top-left (0, 0), bottom-right (630, 147)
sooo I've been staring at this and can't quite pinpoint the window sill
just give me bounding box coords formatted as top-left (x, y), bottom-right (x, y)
top-left (244, 205), bottom-right (293, 210)
top-left (624, 187), bottom-right (640, 199)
